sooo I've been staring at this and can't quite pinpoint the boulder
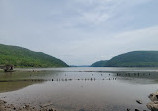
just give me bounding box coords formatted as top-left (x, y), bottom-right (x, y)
top-left (147, 91), bottom-right (158, 111)
top-left (147, 102), bottom-right (158, 111)
top-left (149, 92), bottom-right (158, 101)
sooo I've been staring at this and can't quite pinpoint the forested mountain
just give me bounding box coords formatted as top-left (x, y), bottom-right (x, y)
top-left (91, 60), bottom-right (108, 67)
top-left (0, 44), bottom-right (68, 67)
top-left (91, 51), bottom-right (158, 67)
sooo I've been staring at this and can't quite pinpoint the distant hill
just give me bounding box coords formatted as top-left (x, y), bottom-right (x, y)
top-left (70, 65), bottom-right (90, 67)
top-left (0, 44), bottom-right (68, 67)
top-left (91, 51), bottom-right (158, 67)
top-left (91, 60), bottom-right (108, 67)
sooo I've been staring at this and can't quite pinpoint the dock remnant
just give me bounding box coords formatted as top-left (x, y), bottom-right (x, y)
top-left (0, 64), bottom-right (14, 72)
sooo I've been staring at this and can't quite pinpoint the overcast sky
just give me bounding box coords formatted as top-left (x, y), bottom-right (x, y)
top-left (0, 0), bottom-right (158, 65)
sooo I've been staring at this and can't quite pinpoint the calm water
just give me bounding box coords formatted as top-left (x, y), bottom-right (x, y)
top-left (0, 67), bottom-right (158, 111)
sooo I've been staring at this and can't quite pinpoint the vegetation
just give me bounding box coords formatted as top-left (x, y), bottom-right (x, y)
top-left (0, 44), bottom-right (68, 67)
top-left (91, 51), bottom-right (158, 67)
top-left (91, 60), bottom-right (108, 67)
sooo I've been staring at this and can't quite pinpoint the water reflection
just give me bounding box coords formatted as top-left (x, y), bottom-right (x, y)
top-left (113, 72), bottom-right (158, 84)
top-left (0, 69), bottom-right (61, 92)
top-left (0, 67), bottom-right (158, 111)
top-left (0, 81), bottom-right (41, 93)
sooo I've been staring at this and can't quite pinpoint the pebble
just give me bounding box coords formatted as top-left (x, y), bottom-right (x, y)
top-left (136, 100), bottom-right (143, 104)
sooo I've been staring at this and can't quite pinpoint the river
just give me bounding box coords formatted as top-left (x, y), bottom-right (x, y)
top-left (0, 67), bottom-right (158, 111)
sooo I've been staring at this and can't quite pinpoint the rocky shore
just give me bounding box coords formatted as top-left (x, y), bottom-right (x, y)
top-left (0, 99), bottom-right (56, 111)
top-left (147, 91), bottom-right (158, 111)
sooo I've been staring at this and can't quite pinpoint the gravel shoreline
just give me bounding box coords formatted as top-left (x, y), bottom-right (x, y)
top-left (0, 99), bottom-right (56, 111)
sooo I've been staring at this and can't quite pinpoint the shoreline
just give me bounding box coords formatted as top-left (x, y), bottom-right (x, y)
top-left (0, 99), bottom-right (57, 111)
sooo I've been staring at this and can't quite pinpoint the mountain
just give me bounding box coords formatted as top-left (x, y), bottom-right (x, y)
top-left (91, 51), bottom-right (158, 67)
top-left (70, 65), bottom-right (90, 67)
top-left (0, 44), bottom-right (68, 67)
top-left (91, 60), bottom-right (108, 67)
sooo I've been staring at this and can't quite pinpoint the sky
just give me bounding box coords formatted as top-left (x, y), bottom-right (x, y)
top-left (0, 0), bottom-right (158, 65)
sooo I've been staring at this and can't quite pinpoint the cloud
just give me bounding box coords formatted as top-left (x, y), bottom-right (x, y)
top-left (79, 11), bottom-right (110, 25)
top-left (0, 0), bottom-right (158, 65)
top-left (60, 25), bottom-right (158, 65)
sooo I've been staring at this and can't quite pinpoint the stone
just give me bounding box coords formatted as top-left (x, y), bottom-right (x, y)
top-left (147, 102), bottom-right (158, 111)
top-left (147, 91), bottom-right (158, 111)
top-left (136, 100), bottom-right (143, 104)
top-left (149, 92), bottom-right (158, 101)
top-left (79, 109), bottom-right (85, 111)
top-left (13, 107), bottom-right (16, 110)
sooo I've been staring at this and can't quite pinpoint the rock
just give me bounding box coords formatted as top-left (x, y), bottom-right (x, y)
top-left (149, 92), bottom-right (158, 101)
top-left (147, 102), bottom-right (158, 111)
top-left (79, 109), bottom-right (85, 111)
top-left (127, 108), bottom-right (130, 111)
top-left (136, 100), bottom-right (143, 104)
top-left (0, 99), bottom-right (41, 111)
top-left (25, 104), bottom-right (29, 108)
top-left (135, 109), bottom-right (140, 111)
top-left (0, 100), bottom-right (7, 104)
top-left (147, 91), bottom-right (158, 111)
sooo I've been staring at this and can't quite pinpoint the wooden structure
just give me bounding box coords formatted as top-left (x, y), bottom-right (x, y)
top-left (0, 64), bottom-right (14, 72)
